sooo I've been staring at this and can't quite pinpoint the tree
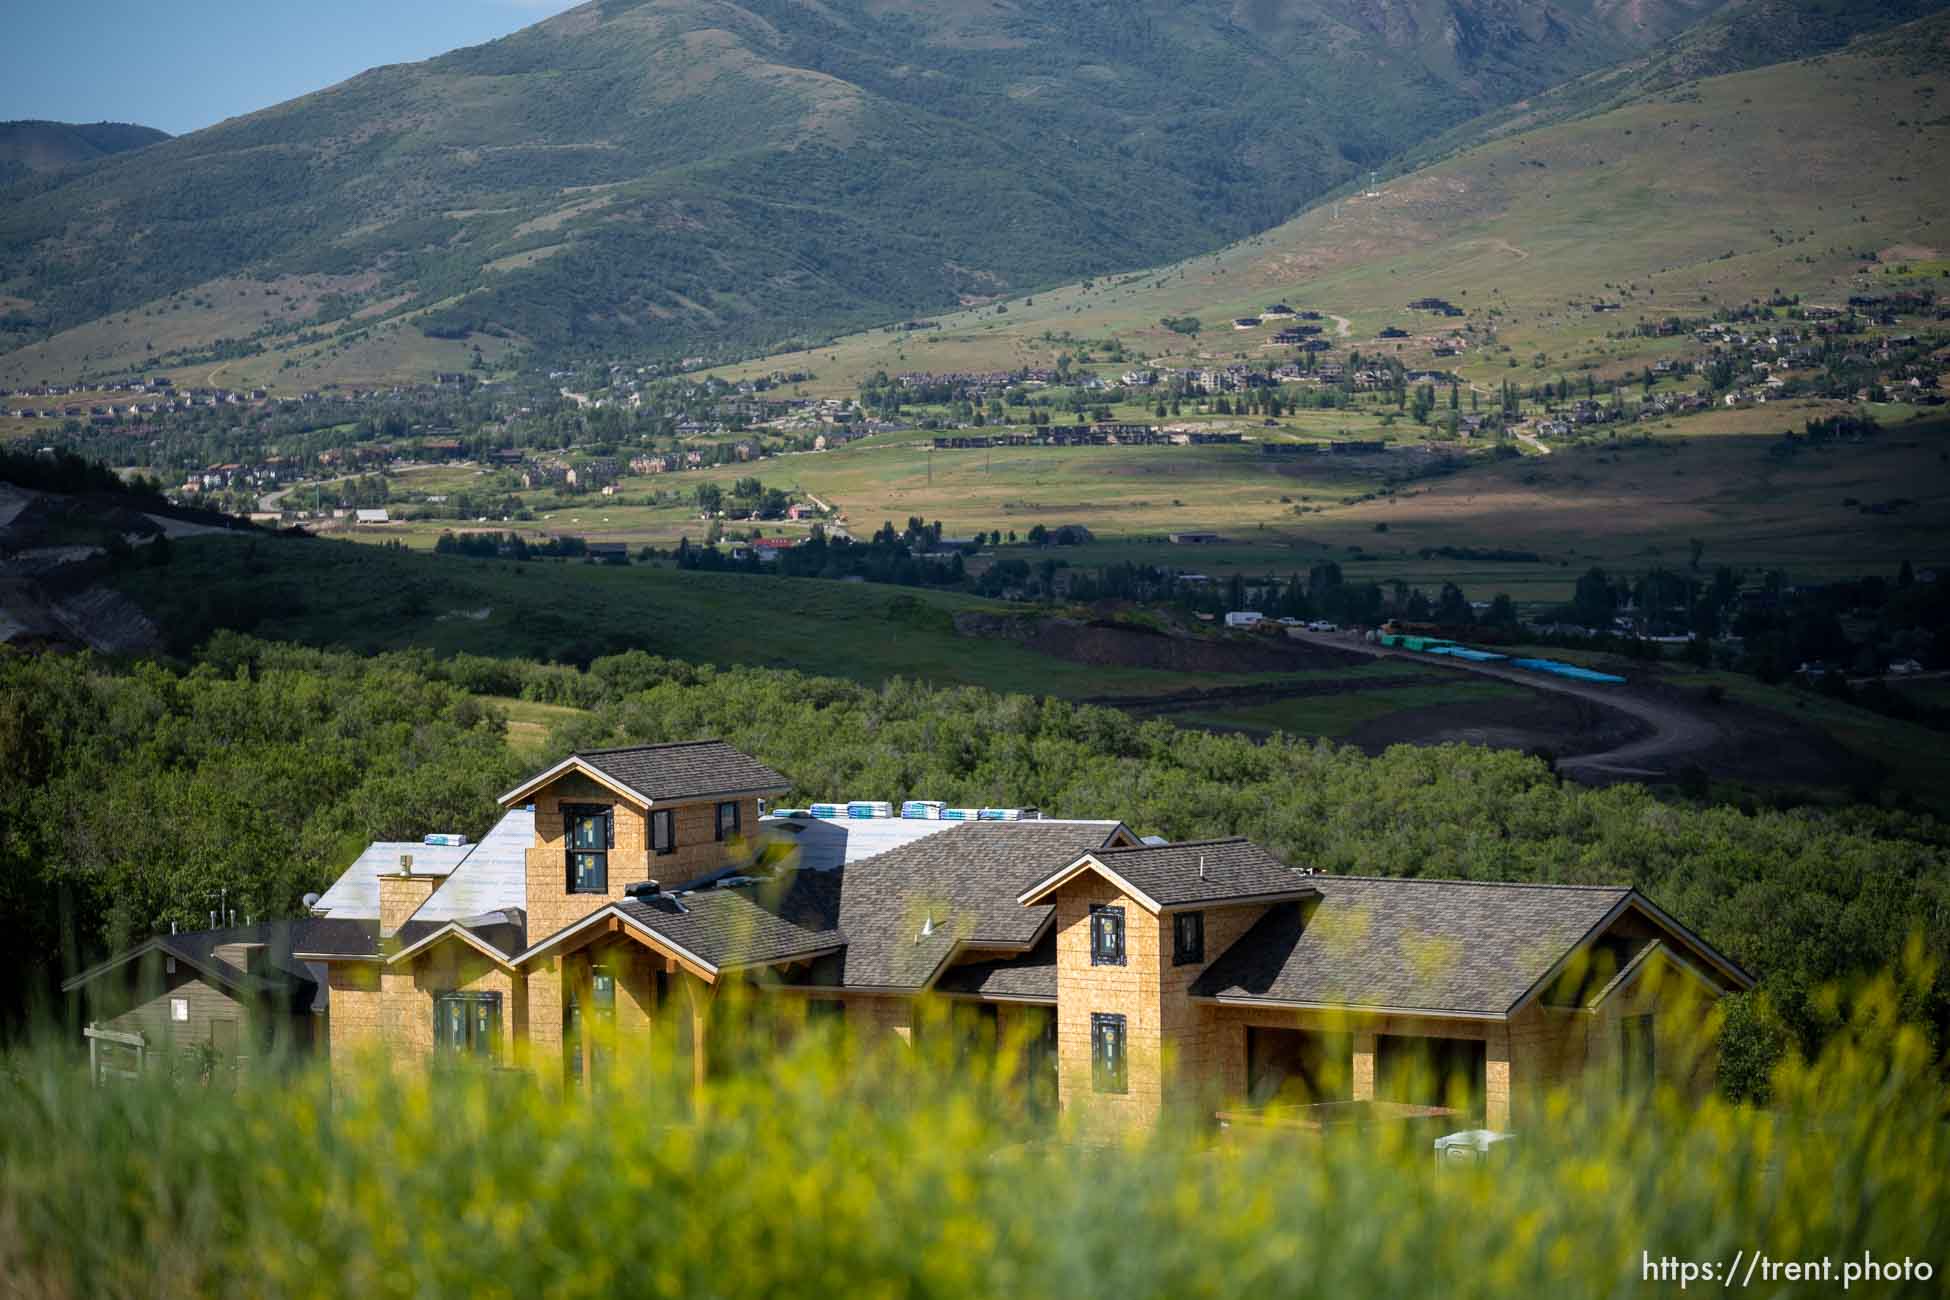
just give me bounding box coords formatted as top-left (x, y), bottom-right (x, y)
top-left (695, 483), bottom-right (722, 513)
top-left (1573, 567), bottom-right (1615, 628)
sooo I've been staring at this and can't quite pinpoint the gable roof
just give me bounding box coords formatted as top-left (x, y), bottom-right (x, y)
top-left (309, 840), bottom-right (470, 918)
top-left (1190, 877), bottom-right (1640, 1018)
top-left (1018, 838), bottom-right (1320, 911)
top-left (386, 909), bottom-right (528, 968)
top-left (1190, 875), bottom-right (1753, 1018)
top-left (499, 740), bottom-right (791, 809)
top-left (933, 931), bottom-right (1057, 1002)
top-left (619, 872), bottom-right (844, 972)
top-left (836, 820), bottom-right (1130, 991)
top-left (757, 813), bottom-right (959, 872)
top-left (411, 809), bottom-right (533, 923)
top-left (517, 871), bottom-right (844, 975)
top-left (61, 918), bottom-right (333, 1008)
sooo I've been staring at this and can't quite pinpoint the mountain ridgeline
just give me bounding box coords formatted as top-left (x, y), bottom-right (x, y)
top-left (0, 120), bottom-right (169, 186)
top-left (0, 0), bottom-right (1741, 366)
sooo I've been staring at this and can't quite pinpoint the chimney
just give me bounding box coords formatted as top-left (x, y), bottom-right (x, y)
top-left (212, 942), bottom-right (268, 978)
top-left (379, 866), bottom-right (438, 936)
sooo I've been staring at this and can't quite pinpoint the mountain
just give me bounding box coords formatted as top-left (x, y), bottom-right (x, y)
top-left (0, 121), bottom-right (170, 185)
top-left (706, 8), bottom-right (1950, 394)
top-left (0, 0), bottom-right (1738, 379)
top-left (1398, 0), bottom-right (1950, 162)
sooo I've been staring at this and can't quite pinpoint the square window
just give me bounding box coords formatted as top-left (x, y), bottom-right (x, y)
top-left (1173, 910), bottom-right (1205, 965)
top-left (1089, 904), bottom-right (1125, 966)
top-left (715, 800), bottom-right (741, 842)
top-left (652, 808), bottom-right (676, 855)
top-left (170, 997), bottom-right (189, 1023)
top-left (564, 805), bottom-right (611, 893)
top-left (1091, 1012), bottom-right (1127, 1094)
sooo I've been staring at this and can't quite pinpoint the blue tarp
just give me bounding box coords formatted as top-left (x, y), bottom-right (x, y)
top-left (1427, 646), bottom-right (1507, 663)
top-left (1510, 658), bottom-right (1626, 684)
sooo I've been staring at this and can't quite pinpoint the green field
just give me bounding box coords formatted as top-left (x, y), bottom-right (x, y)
top-left (120, 533), bottom-right (1349, 701)
top-left (339, 405), bottom-right (1950, 615)
top-left (482, 694), bottom-right (590, 759)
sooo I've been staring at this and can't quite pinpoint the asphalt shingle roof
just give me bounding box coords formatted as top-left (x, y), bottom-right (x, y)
top-left (1190, 876), bottom-right (1633, 1016)
top-left (1082, 838), bottom-right (1320, 908)
top-left (617, 870), bottom-right (843, 970)
top-left (575, 741), bottom-right (791, 803)
top-left (933, 932), bottom-right (1057, 1000)
top-left (835, 820), bottom-right (1127, 990)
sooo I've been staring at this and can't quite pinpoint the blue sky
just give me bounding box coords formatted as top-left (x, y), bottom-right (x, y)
top-left (2, 1), bottom-right (581, 136)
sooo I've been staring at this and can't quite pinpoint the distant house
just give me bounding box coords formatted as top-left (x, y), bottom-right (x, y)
top-left (60, 921), bottom-right (327, 1085)
top-left (354, 509), bottom-right (390, 525)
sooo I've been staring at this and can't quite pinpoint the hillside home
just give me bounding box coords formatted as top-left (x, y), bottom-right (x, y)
top-left (62, 921), bottom-right (327, 1084)
top-left (281, 741), bottom-right (1750, 1131)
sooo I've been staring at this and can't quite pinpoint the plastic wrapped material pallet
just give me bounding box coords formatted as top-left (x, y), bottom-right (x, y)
top-left (846, 801), bottom-right (894, 819)
top-left (942, 807), bottom-right (980, 821)
top-left (901, 801), bottom-right (945, 820)
top-left (977, 808), bottom-right (1022, 821)
top-left (809, 803), bottom-right (846, 820)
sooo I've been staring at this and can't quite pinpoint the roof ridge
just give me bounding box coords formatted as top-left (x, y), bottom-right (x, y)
top-left (576, 739), bottom-right (725, 756)
top-left (1096, 836), bottom-right (1252, 853)
top-left (1323, 873), bottom-right (1634, 893)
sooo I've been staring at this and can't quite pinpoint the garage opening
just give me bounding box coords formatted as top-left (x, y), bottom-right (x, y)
top-left (1246, 1027), bottom-right (1352, 1107)
top-left (1376, 1034), bottom-right (1486, 1117)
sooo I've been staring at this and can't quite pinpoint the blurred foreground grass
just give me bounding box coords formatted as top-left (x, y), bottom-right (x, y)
top-left (2, 961), bottom-right (1945, 1299)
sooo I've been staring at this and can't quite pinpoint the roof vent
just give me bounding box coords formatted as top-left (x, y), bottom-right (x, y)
top-left (919, 912), bottom-right (936, 940)
top-left (1198, 854), bottom-right (1207, 881)
top-left (626, 880), bottom-right (662, 900)
top-left (399, 853), bottom-right (414, 874)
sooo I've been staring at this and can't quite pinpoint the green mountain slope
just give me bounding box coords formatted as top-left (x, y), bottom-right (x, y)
top-left (0, 121), bottom-right (169, 185)
top-left (710, 9), bottom-right (1950, 394)
top-left (0, 0), bottom-right (1734, 374)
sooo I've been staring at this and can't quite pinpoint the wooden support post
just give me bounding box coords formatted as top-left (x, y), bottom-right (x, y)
top-left (1351, 1030), bottom-right (1377, 1101)
top-left (684, 974), bottom-right (715, 1105)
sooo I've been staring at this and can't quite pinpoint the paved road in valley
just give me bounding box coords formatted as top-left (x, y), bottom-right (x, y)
top-left (1281, 628), bottom-right (1722, 780)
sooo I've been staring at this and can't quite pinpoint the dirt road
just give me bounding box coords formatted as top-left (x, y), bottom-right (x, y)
top-left (1280, 629), bottom-right (1721, 780)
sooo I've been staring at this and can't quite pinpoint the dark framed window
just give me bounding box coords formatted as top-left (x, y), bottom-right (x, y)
top-left (1173, 910), bottom-right (1205, 965)
top-left (1620, 1014), bottom-right (1655, 1095)
top-left (565, 804), bottom-right (613, 893)
top-left (434, 991), bottom-right (502, 1060)
top-left (715, 800), bottom-right (742, 842)
top-left (651, 808), bottom-right (676, 855)
top-left (1091, 1012), bottom-right (1127, 1094)
top-left (806, 998), bottom-right (845, 1026)
top-left (566, 966), bottom-right (617, 1085)
top-left (1089, 904), bottom-right (1126, 966)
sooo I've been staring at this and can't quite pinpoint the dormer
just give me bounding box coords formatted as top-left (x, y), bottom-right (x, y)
top-left (499, 741), bottom-right (791, 944)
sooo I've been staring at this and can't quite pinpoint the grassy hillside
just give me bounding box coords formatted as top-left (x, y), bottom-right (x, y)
top-left (0, 0), bottom-right (1740, 384)
top-left (113, 530), bottom-right (1328, 699)
top-left (707, 13), bottom-right (1950, 394)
